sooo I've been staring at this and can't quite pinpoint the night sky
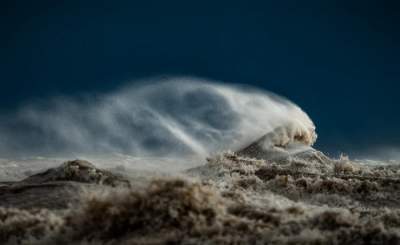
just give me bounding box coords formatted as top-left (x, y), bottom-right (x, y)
top-left (1, 0), bottom-right (400, 156)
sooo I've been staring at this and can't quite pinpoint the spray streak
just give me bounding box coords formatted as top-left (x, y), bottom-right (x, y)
top-left (0, 77), bottom-right (316, 158)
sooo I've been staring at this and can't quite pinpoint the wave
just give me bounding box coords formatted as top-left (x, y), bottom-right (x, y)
top-left (0, 77), bottom-right (316, 158)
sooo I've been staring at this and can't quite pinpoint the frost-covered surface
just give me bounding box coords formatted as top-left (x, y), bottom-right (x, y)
top-left (0, 150), bottom-right (400, 244)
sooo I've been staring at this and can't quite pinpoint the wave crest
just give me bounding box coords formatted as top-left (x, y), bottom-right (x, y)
top-left (0, 77), bottom-right (316, 157)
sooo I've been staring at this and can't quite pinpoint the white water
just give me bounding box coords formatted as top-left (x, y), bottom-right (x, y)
top-left (0, 77), bottom-right (316, 159)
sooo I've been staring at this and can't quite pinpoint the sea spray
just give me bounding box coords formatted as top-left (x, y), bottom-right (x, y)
top-left (0, 77), bottom-right (316, 158)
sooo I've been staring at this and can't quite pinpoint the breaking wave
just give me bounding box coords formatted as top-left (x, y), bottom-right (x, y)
top-left (0, 77), bottom-right (316, 158)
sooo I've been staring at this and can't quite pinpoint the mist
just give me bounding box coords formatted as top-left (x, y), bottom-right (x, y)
top-left (0, 77), bottom-right (316, 159)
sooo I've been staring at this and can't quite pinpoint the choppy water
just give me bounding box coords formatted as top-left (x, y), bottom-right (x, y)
top-left (1, 149), bottom-right (400, 244)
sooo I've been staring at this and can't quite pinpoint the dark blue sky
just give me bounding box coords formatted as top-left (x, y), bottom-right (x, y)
top-left (1, 0), bottom-right (400, 156)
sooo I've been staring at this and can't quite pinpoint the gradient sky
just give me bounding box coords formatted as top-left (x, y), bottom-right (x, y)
top-left (1, 0), bottom-right (400, 157)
